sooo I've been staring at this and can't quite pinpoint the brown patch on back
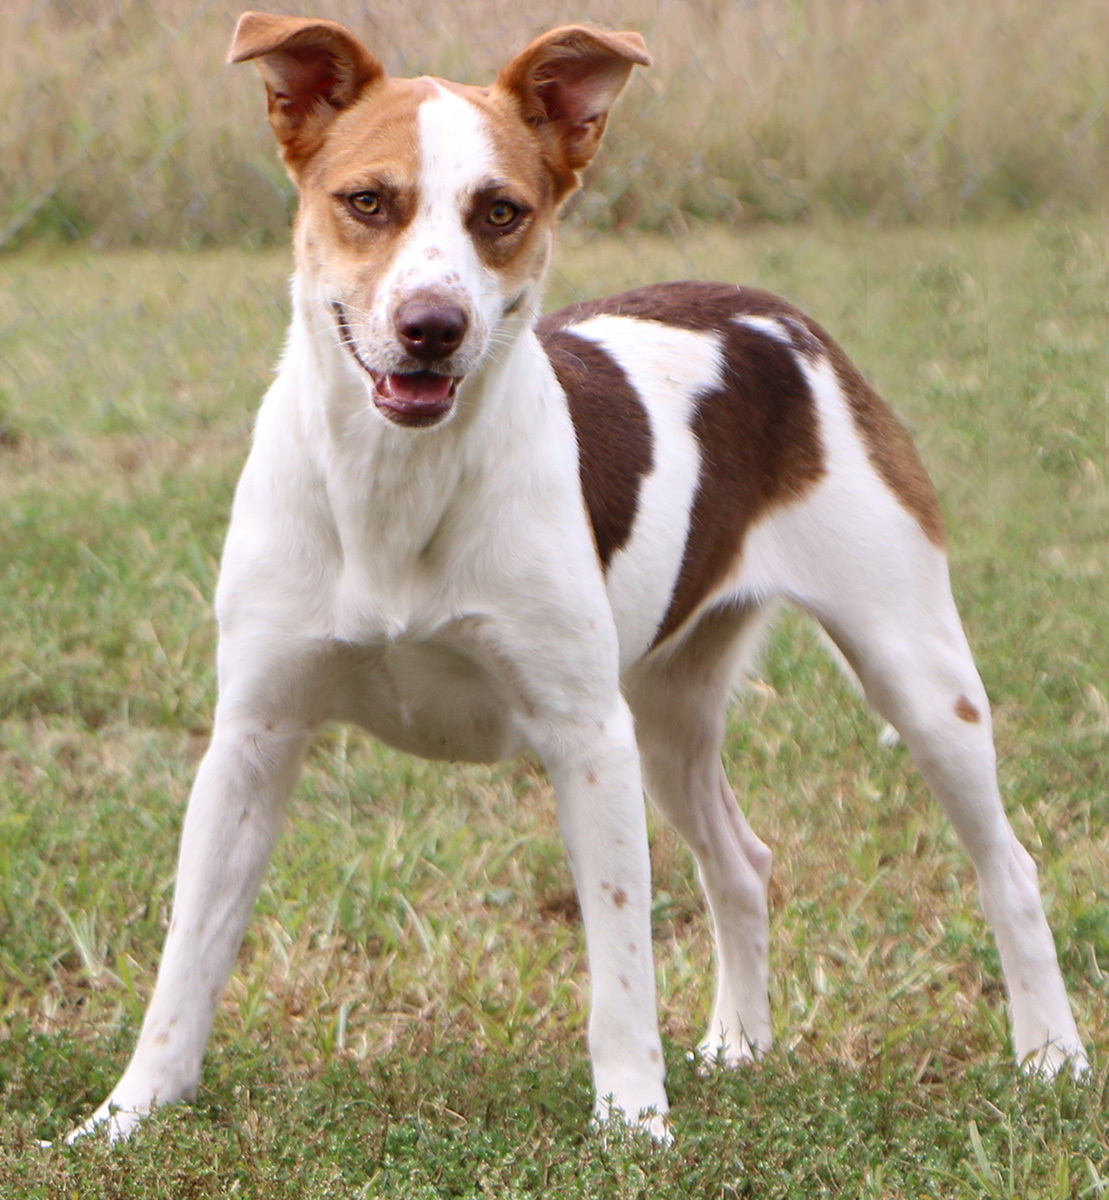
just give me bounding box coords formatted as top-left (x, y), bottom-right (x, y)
top-left (538, 323), bottom-right (653, 568)
top-left (954, 695), bottom-right (982, 724)
top-left (550, 283), bottom-right (946, 645)
top-left (553, 283), bottom-right (826, 647)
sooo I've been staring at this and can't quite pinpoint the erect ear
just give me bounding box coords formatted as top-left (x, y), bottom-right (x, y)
top-left (494, 25), bottom-right (651, 200)
top-left (229, 11), bottom-right (384, 174)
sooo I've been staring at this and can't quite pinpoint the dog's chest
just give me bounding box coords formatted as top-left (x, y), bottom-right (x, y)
top-left (326, 631), bottom-right (528, 762)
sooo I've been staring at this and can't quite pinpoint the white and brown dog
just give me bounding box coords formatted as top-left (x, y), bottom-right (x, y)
top-left (70, 13), bottom-right (1084, 1141)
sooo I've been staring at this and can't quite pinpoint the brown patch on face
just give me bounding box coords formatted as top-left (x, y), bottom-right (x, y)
top-left (293, 76), bottom-right (434, 300)
top-left (954, 694), bottom-right (982, 724)
top-left (445, 81), bottom-right (558, 296)
top-left (551, 284), bottom-right (825, 647)
top-left (537, 323), bottom-right (653, 568)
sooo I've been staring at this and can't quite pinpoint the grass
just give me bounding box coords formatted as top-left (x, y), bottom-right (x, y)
top-left (2, 0), bottom-right (1108, 247)
top-left (0, 218), bottom-right (1107, 1195)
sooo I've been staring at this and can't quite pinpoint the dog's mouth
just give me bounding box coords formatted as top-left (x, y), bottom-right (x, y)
top-left (332, 302), bottom-right (461, 428)
top-left (372, 371), bottom-right (459, 426)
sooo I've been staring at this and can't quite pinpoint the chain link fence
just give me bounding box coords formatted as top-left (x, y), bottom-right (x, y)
top-left (3, 0), bottom-right (1108, 251)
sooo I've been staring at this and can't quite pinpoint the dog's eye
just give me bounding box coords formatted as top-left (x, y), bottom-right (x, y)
top-left (348, 192), bottom-right (383, 218)
top-left (487, 200), bottom-right (520, 229)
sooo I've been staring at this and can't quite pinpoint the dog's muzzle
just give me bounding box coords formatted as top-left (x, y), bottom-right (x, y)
top-left (333, 301), bottom-right (462, 428)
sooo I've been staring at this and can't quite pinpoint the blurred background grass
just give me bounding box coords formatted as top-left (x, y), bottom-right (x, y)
top-left (2, 0), bottom-right (1108, 250)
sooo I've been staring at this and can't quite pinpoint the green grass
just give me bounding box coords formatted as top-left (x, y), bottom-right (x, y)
top-left (1, 220), bottom-right (1107, 1195)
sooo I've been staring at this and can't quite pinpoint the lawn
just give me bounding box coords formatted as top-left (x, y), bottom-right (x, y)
top-left (0, 220), bottom-right (1106, 1197)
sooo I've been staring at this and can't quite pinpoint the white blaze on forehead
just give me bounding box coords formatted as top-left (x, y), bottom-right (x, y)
top-left (377, 85), bottom-right (498, 316)
top-left (417, 85), bottom-right (498, 205)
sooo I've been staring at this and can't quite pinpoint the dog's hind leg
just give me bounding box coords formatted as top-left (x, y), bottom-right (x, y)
top-left (68, 716), bottom-right (310, 1141)
top-left (627, 603), bottom-right (777, 1066)
top-left (754, 482), bottom-right (1086, 1073)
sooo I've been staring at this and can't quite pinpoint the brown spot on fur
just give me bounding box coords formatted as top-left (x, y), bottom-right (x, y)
top-left (586, 768), bottom-right (598, 784)
top-left (649, 1048), bottom-right (662, 1064)
top-left (954, 694), bottom-right (981, 723)
top-left (154, 1032), bottom-right (170, 1046)
top-left (612, 887), bottom-right (628, 908)
top-left (538, 324), bottom-right (653, 568)
top-left (619, 975), bottom-right (631, 992)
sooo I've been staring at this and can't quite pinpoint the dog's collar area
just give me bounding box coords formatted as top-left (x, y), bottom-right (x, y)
top-left (332, 301), bottom-right (460, 427)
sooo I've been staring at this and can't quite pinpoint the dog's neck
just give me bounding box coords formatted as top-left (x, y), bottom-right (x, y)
top-left (281, 270), bottom-right (569, 596)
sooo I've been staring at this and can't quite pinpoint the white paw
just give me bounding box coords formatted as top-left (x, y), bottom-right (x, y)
top-left (65, 1101), bottom-right (149, 1145)
top-left (1019, 1040), bottom-right (1089, 1081)
top-left (695, 1027), bottom-right (765, 1073)
top-left (593, 1092), bottom-right (672, 1144)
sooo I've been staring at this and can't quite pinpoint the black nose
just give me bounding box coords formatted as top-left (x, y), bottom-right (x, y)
top-left (395, 300), bottom-right (468, 361)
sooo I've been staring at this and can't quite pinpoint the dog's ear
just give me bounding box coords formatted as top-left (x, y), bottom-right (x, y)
top-left (495, 25), bottom-right (650, 199)
top-left (229, 12), bottom-right (384, 173)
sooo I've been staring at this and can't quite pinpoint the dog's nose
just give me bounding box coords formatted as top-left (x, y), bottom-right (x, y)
top-left (395, 300), bottom-right (468, 361)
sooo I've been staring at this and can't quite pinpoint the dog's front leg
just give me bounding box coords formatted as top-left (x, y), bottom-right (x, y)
top-left (539, 696), bottom-right (669, 1138)
top-left (68, 719), bottom-right (308, 1142)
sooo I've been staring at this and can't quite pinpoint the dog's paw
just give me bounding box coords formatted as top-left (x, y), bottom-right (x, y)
top-left (1019, 1040), bottom-right (1090, 1082)
top-left (592, 1099), bottom-right (672, 1145)
top-left (694, 1029), bottom-right (765, 1075)
top-left (64, 1102), bottom-right (148, 1146)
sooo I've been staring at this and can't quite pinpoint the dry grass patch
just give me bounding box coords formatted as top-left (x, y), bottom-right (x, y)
top-left (3, 0), bottom-right (1108, 247)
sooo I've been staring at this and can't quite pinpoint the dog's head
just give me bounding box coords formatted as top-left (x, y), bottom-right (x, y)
top-left (230, 13), bottom-right (649, 429)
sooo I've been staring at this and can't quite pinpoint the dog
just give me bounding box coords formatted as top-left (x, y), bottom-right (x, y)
top-left (67, 12), bottom-right (1085, 1142)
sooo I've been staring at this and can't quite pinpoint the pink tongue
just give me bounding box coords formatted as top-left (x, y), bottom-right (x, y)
top-left (386, 372), bottom-right (453, 406)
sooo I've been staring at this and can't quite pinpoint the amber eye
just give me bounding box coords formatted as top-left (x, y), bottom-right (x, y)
top-left (348, 191), bottom-right (382, 218)
top-left (487, 200), bottom-right (520, 229)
